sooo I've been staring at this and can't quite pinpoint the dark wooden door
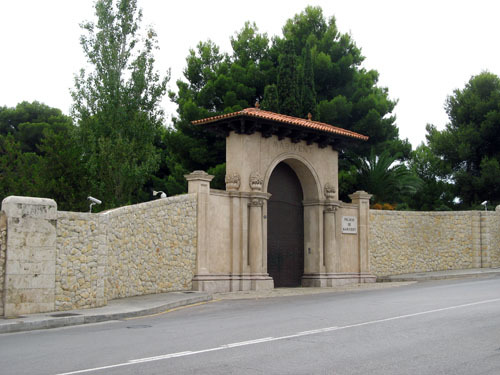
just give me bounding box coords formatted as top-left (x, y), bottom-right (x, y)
top-left (267, 162), bottom-right (304, 287)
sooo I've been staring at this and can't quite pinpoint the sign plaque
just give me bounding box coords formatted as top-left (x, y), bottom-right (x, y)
top-left (342, 216), bottom-right (357, 234)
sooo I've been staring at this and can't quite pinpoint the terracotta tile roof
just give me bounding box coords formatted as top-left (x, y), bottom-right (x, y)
top-left (191, 107), bottom-right (368, 141)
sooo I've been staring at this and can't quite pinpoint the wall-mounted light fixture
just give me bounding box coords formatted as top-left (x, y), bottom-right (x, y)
top-left (153, 190), bottom-right (167, 199)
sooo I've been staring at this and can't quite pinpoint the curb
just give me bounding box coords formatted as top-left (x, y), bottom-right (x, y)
top-left (0, 294), bottom-right (211, 334)
top-left (377, 269), bottom-right (500, 282)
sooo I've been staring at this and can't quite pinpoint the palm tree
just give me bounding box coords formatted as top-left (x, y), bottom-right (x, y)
top-left (349, 149), bottom-right (422, 204)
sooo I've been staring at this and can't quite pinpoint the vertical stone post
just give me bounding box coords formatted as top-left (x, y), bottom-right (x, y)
top-left (185, 171), bottom-right (214, 276)
top-left (349, 191), bottom-right (375, 281)
top-left (248, 197), bottom-right (264, 274)
top-left (471, 212), bottom-right (482, 268)
top-left (324, 184), bottom-right (339, 274)
top-left (323, 205), bottom-right (337, 273)
top-left (2, 196), bottom-right (57, 316)
top-left (480, 212), bottom-right (491, 268)
top-left (0, 212), bottom-right (7, 317)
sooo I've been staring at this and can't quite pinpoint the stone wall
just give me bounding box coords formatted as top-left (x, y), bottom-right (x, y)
top-left (51, 194), bottom-right (197, 312)
top-left (55, 211), bottom-right (105, 311)
top-left (0, 212), bottom-right (6, 316)
top-left (369, 210), bottom-right (500, 276)
top-left (2, 194), bottom-right (197, 315)
top-left (488, 213), bottom-right (500, 268)
top-left (104, 194), bottom-right (197, 300)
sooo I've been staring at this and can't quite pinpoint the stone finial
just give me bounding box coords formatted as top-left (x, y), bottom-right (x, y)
top-left (324, 183), bottom-right (336, 200)
top-left (307, 113), bottom-right (312, 121)
top-left (348, 190), bottom-right (372, 201)
top-left (184, 170), bottom-right (214, 194)
top-left (249, 171), bottom-right (264, 191)
top-left (225, 172), bottom-right (241, 191)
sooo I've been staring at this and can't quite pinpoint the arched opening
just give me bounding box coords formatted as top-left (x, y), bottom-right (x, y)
top-left (267, 162), bottom-right (304, 287)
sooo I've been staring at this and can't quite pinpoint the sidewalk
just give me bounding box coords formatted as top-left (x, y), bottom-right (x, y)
top-left (1, 268), bottom-right (499, 334)
top-left (0, 291), bottom-right (211, 334)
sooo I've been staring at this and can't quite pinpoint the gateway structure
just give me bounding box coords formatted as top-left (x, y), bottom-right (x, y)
top-left (188, 106), bottom-right (375, 292)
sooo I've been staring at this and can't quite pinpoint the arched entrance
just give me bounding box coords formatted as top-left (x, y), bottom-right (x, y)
top-left (267, 162), bottom-right (304, 287)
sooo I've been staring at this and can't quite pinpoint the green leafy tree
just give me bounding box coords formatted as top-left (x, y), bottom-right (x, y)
top-left (167, 23), bottom-right (275, 191)
top-left (168, 6), bottom-right (408, 194)
top-left (427, 71), bottom-right (500, 207)
top-left (0, 101), bottom-right (85, 207)
top-left (0, 134), bottom-right (41, 201)
top-left (72, 0), bottom-right (169, 209)
top-left (282, 6), bottom-right (408, 157)
top-left (406, 144), bottom-right (454, 210)
top-left (37, 127), bottom-right (90, 211)
top-left (0, 101), bottom-right (73, 153)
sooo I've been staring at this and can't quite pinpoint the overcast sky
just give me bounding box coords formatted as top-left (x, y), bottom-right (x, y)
top-left (1, 0), bottom-right (499, 147)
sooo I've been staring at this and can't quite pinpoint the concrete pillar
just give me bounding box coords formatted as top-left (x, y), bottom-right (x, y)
top-left (248, 197), bottom-right (264, 274)
top-left (185, 171), bottom-right (214, 275)
top-left (349, 191), bottom-right (375, 280)
top-left (2, 196), bottom-right (57, 317)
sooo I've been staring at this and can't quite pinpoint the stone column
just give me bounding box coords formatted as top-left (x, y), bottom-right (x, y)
top-left (226, 172), bottom-right (242, 290)
top-left (185, 171), bottom-right (214, 276)
top-left (2, 196), bottom-right (57, 316)
top-left (248, 197), bottom-right (264, 274)
top-left (247, 171), bottom-right (273, 290)
top-left (348, 191), bottom-right (375, 282)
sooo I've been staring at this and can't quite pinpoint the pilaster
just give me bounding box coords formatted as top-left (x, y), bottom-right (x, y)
top-left (349, 191), bottom-right (373, 277)
top-left (185, 171), bottom-right (214, 276)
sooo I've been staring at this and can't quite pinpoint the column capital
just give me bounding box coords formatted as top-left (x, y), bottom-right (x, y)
top-left (324, 205), bottom-right (338, 213)
top-left (248, 198), bottom-right (264, 207)
top-left (324, 201), bottom-right (340, 213)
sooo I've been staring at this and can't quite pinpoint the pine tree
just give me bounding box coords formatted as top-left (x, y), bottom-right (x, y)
top-left (277, 39), bottom-right (301, 117)
top-left (301, 41), bottom-right (316, 118)
top-left (261, 84), bottom-right (279, 112)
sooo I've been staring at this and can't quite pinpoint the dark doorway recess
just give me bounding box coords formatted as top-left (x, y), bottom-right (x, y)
top-left (267, 162), bottom-right (304, 287)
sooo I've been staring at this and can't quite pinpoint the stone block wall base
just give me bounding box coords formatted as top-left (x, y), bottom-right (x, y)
top-left (192, 274), bottom-right (274, 293)
top-left (250, 277), bottom-right (274, 291)
top-left (302, 273), bottom-right (377, 287)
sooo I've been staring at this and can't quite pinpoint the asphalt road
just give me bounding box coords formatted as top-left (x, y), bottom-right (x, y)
top-left (1, 276), bottom-right (500, 375)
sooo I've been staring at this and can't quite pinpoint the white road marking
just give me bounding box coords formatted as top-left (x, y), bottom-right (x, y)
top-left (55, 297), bottom-right (500, 375)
